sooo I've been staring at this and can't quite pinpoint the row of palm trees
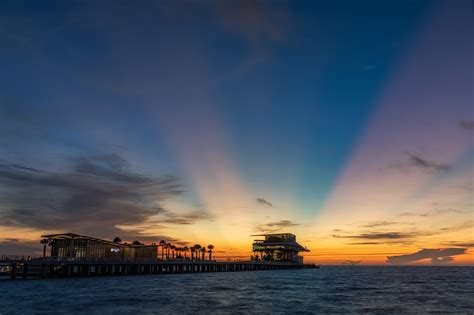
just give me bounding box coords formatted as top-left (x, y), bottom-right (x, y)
top-left (158, 240), bottom-right (214, 261)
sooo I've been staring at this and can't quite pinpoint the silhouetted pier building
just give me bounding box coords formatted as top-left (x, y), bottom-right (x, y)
top-left (252, 233), bottom-right (309, 264)
top-left (43, 233), bottom-right (157, 261)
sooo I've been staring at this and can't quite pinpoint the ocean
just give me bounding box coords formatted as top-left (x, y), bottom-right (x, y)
top-left (0, 266), bottom-right (473, 314)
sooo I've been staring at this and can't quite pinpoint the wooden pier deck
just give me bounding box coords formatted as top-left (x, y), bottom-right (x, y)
top-left (0, 259), bottom-right (318, 279)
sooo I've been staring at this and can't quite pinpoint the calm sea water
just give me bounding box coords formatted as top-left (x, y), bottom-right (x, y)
top-left (0, 266), bottom-right (473, 314)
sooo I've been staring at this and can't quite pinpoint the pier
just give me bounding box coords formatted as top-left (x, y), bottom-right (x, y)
top-left (1, 231), bottom-right (318, 279)
top-left (1, 259), bottom-right (317, 279)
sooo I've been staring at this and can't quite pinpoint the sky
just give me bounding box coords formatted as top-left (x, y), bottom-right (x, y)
top-left (0, 0), bottom-right (472, 265)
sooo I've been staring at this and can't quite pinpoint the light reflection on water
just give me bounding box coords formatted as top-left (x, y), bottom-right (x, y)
top-left (0, 266), bottom-right (473, 314)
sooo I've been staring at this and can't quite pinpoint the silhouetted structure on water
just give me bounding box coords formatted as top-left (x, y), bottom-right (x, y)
top-left (1, 232), bottom-right (316, 279)
top-left (40, 233), bottom-right (214, 262)
top-left (251, 233), bottom-right (309, 264)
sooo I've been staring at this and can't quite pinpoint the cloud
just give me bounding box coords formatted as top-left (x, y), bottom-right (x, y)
top-left (361, 221), bottom-right (400, 228)
top-left (0, 154), bottom-right (186, 237)
top-left (255, 219), bottom-right (299, 233)
top-left (256, 197), bottom-right (273, 207)
top-left (154, 209), bottom-right (213, 225)
top-left (439, 221), bottom-right (474, 233)
top-left (349, 240), bottom-right (415, 246)
top-left (400, 208), bottom-right (462, 217)
top-left (406, 152), bottom-right (450, 172)
top-left (441, 241), bottom-right (474, 248)
top-left (459, 120), bottom-right (474, 131)
top-left (387, 248), bottom-right (467, 265)
top-left (115, 208), bottom-right (214, 234)
top-left (333, 221), bottom-right (473, 246)
top-left (333, 232), bottom-right (416, 240)
top-left (420, 208), bottom-right (462, 217)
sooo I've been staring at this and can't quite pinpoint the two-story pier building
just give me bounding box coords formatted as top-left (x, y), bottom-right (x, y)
top-left (251, 233), bottom-right (309, 263)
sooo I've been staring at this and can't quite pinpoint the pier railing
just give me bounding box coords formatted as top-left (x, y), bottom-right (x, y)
top-left (1, 258), bottom-right (318, 280)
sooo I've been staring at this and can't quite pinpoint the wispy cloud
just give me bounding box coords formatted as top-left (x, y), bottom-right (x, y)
top-left (255, 219), bottom-right (299, 233)
top-left (441, 241), bottom-right (474, 248)
top-left (333, 220), bottom-right (473, 246)
top-left (400, 208), bottom-right (463, 217)
top-left (387, 248), bottom-right (467, 265)
top-left (333, 232), bottom-right (417, 240)
top-left (154, 209), bottom-right (213, 225)
top-left (406, 152), bottom-right (450, 172)
top-left (360, 221), bottom-right (401, 228)
top-left (256, 197), bottom-right (273, 207)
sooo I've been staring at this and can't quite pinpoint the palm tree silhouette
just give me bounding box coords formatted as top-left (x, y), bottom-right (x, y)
top-left (193, 244), bottom-right (201, 261)
top-left (207, 245), bottom-right (214, 261)
top-left (40, 238), bottom-right (49, 258)
top-left (159, 240), bottom-right (166, 260)
top-left (170, 244), bottom-right (176, 260)
top-left (166, 243), bottom-right (171, 260)
top-left (183, 246), bottom-right (189, 260)
top-left (201, 247), bottom-right (206, 260)
top-left (190, 247), bottom-right (195, 260)
top-left (113, 236), bottom-right (122, 243)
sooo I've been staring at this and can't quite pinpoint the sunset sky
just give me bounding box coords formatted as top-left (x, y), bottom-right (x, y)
top-left (0, 0), bottom-right (472, 265)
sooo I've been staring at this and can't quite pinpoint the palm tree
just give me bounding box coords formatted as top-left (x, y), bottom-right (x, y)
top-left (183, 246), bottom-right (189, 259)
top-left (132, 240), bottom-right (143, 245)
top-left (40, 238), bottom-right (49, 258)
top-left (207, 244), bottom-right (214, 261)
top-left (193, 244), bottom-right (201, 261)
top-left (166, 243), bottom-right (171, 260)
top-left (201, 247), bottom-right (206, 260)
top-left (170, 244), bottom-right (176, 260)
top-left (113, 236), bottom-right (122, 243)
top-left (159, 240), bottom-right (166, 260)
top-left (190, 247), bottom-right (195, 260)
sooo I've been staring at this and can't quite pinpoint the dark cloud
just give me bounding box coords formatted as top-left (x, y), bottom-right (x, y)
top-left (0, 154), bottom-right (185, 237)
top-left (333, 232), bottom-right (416, 240)
top-left (333, 221), bottom-right (473, 246)
top-left (406, 152), bottom-right (450, 172)
top-left (155, 209), bottom-right (213, 225)
top-left (349, 240), bottom-right (415, 246)
top-left (121, 235), bottom-right (177, 244)
top-left (441, 241), bottom-right (474, 248)
top-left (348, 241), bottom-right (381, 245)
top-left (459, 120), bottom-right (474, 131)
top-left (255, 219), bottom-right (299, 233)
top-left (117, 208), bottom-right (214, 235)
top-left (387, 248), bottom-right (467, 265)
top-left (361, 221), bottom-right (400, 228)
top-left (256, 198), bottom-right (273, 207)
